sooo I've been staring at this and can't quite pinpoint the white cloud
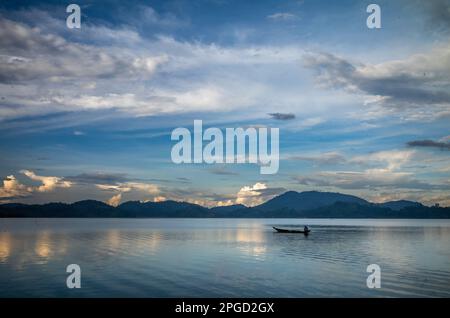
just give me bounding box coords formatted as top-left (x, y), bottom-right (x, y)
top-left (96, 181), bottom-right (160, 204)
top-left (0, 175), bottom-right (28, 200)
top-left (153, 196), bottom-right (166, 202)
top-left (236, 182), bottom-right (268, 206)
top-left (350, 150), bottom-right (415, 172)
top-left (0, 170), bottom-right (72, 202)
top-left (216, 200), bottom-right (235, 206)
top-left (283, 117), bottom-right (325, 131)
top-left (0, 13), bottom-right (320, 122)
top-left (107, 193), bottom-right (122, 207)
top-left (1, 7), bottom-right (448, 126)
top-left (125, 182), bottom-right (160, 194)
top-left (0, 17), bottom-right (168, 83)
top-left (20, 170), bottom-right (72, 192)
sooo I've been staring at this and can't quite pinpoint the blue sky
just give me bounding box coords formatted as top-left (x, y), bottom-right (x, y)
top-left (0, 0), bottom-right (449, 207)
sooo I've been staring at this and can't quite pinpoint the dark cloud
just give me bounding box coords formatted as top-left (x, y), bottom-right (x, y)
top-left (303, 48), bottom-right (450, 110)
top-left (407, 139), bottom-right (450, 150)
top-left (293, 176), bottom-right (334, 187)
top-left (146, 178), bottom-right (171, 183)
top-left (209, 168), bottom-right (239, 176)
top-left (268, 113), bottom-right (296, 120)
top-left (175, 177), bottom-right (191, 184)
top-left (256, 187), bottom-right (286, 196)
top-left (0, 193), bottom-right (29, 200)
top-left (422, 0), bottom-right (450, 34)
top-left (65, 172), bottom-right (130, 185)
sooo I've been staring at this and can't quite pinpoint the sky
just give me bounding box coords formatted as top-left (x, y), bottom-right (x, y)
top-left (0, 0), bottom-right (449, 207)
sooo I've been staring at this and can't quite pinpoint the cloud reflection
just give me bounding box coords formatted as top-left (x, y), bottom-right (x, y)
top-left (0, 232), bottom-right (11, 262)
top-left (35, 231), bottom-right (52, 260)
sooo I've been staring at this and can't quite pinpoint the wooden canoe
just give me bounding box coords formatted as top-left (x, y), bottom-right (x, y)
top-left (273, 226), bottom-right (310, 234)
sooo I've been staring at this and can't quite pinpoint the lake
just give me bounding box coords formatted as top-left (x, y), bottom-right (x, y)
top-left (0, 218), bottom-right (450, 297)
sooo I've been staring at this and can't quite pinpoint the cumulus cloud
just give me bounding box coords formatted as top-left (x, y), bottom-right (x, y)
top-left (0, 170), bottom-right (72, 201)
top-left (151, 187), bottom-right (240, 208)
top-left (0, 175), bottom-right (28, 200)
top-left (0, 169), bottom-right (166, 204)
top-left (107, 193), bottom-right (122, 207)
top-left (20, 170), bottom-right (71, 192)
top-left (236, 182), bottom-right (268, 206)
top-left (153, 196), bottom-right (167, 202)
top-left (235, 182), bottom-right (284, 206)
top-left (96, 181), bottom-right (160, 204)
top-left (215, 200), bottom-right (236, 207)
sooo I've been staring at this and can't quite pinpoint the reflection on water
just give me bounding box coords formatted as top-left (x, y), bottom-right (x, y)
top-left (236, 228), bottom-right (265, 243)
top-left (0, 218), bottom-right (450, 297)
top-left (106, 230), bottom-right (121, 251)
top-left (235, 228), bottom-right (267, 260)
top-left (35, 231), bottom-right (52, 260)
top-left (0, 232), bottom-right (11, 262)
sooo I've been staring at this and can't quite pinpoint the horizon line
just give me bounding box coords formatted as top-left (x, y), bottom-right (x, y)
top-left (1, 190), bottom-right (447, 208)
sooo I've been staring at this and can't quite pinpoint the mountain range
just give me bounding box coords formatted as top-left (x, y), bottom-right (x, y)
top-left (0, 190), bottom-right (448, 218)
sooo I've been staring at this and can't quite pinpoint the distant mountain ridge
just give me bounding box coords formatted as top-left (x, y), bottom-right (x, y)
top-left (0, 191), bottom-right (448, 218)
top-left (377, 200), bottom-right (423, 211)
top-left (257, 191), bottom-right (369, 211)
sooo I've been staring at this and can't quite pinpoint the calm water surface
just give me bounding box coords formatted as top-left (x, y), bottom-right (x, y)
top-left (0, 218), bottom-right (450, 297)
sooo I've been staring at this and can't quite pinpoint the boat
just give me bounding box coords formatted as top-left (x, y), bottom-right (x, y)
top-left (273, 226), bottom-right (310, 234)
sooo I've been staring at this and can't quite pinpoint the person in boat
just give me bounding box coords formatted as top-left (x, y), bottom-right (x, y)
top-left (304, 225), bottom-right (309, 232)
